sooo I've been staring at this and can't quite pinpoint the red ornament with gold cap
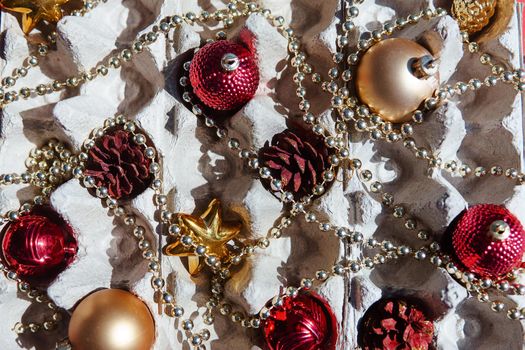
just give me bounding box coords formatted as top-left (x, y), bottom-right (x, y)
top-left (189, 40), bottom-right (259, 111)
top-left (448, 204), bottom-right (525, 279)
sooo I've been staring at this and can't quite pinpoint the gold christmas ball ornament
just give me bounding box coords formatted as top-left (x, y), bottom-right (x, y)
top-left (355, 38), bottom-right (440, 124)
top-left (452, 0), bottom-right (497, 35)
top-left (451, 0), bottom-right (514, 42)
top-left (68, 289), bottom-right (156, 350)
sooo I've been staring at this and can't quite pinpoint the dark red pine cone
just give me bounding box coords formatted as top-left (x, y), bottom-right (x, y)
top-left (84, 129), bottom-right (153, 200)
top-left (259, 128), bottom-right (332, 200)
top-left (359, 298), bottom-right (435, 350)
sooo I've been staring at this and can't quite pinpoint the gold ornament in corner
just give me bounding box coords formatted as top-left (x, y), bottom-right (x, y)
top-left (452, 0), bottom-right (515, 43)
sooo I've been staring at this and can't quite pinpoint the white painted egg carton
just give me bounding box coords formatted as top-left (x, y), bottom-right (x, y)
top-left (0, 0), bottom-right (523, 349)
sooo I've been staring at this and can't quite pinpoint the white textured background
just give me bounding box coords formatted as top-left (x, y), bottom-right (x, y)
top-left (0, 0), bottom-right (524, 349)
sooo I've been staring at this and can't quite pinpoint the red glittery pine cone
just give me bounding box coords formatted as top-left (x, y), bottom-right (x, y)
top-left (448, 204), bottom-right (525, 278)
top-left (84, 129), bottom-right (153, 200)
top-left (189, 40), bottom-right (259, 111)
top-left (359, 298), bottom-right (434, 350)
top-left (262, 291), bottom-right (338, 350)
top-left (259, 128), bottom-right (331, 200)
top-left (1, 207), bottom-right (77, 284)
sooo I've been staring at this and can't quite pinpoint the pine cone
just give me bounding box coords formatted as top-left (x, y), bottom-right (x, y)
top-left (259, 128), bottom-right (331, 200)
top-left (359, 298), bottom-right (435, 350)
top-left (84, 129), bottom-right (153, 200)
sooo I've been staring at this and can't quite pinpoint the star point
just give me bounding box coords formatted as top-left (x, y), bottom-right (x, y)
top-left (0, 0), bottom-right (71, 34)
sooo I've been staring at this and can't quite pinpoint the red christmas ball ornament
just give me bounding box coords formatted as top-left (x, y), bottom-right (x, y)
top-left (359, 298), bottom-right (434, 350)
top-left (449, 204), bottom-right (525, 278)
top-left (189, 40), bottom-right (259, 111)
top-left (262, 291), bottom-right (338, 350)
top-left (1, 208), bottom-right (77, 283)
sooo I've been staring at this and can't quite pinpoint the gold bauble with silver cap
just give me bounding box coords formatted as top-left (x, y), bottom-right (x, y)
top-left (355, 38), bottom-right (440, 123)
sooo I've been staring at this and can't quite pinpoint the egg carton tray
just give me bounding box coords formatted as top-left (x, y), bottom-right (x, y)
top-left (0, 0), bottom-right (524, 349)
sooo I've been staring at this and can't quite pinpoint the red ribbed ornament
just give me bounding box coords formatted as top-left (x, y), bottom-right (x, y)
top-left (189, 40), bottom-right (259, 111)
top-left (450, 204), bottom-right (525, 278)
top-left (1, 208), bottom-right (77, 283)
top-left (262, 291), bottom-right (338, 350)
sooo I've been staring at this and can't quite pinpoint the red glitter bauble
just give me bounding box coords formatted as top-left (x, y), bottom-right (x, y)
top-left (189, 40), bottom-right (259, 111)
top-left (1, 208), bottom-right (77, 283)
top-left (450, 204), bottom-right (525, 278)
top-left (262, 291), bottom-right (338, 350)
top-left (359, 298), bottom-right (434, 350)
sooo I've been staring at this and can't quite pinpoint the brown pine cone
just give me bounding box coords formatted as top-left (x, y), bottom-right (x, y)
top-left (359, 298), bottom-right (435, 350)
top-left (258, 128), bottom-right (331, 200)
top-left (84, 129), bottom-right (153, 200)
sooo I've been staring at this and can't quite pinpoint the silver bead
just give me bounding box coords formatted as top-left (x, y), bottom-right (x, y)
top-left (491, 301), bottom-right (505, 312)
top-left (333, 264), bottom-right (345, 275)
top-left (96, 187), bottom-right (108, 198)
top-left (316, 270), bottom-right (328, 281)
top-left (349, 262), bottom-right (361, 273)
top-left (301, 278), bottom-right (313, 289)
top-left (162, 292), bottom-right (174, 303)
top-left (414, 250), bottom-right (427, 260)
top-left (507, 308), bottom-right (521, 320)
top-left (335, 228), bottom-right (348, 239)
top-left (191, 335), bottom-right (202, 346)
top-left (480, 278), bottom-right (492, 289)
top-left (195, 245), bottom-right (207, 255)
top-left (173, 306), bottom-right (184, 317)
top-left (182, 319), bottom-right (194, 331)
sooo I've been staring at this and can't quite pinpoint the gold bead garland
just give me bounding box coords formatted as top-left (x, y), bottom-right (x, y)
top-left (288, 1), bottom-right (525, 185)
top-left (0, 0), bottom-right (524, 349)
top-left (0, 0), bottom-right (108, 104)
top-left (0, 0), bottom-right (253, 109)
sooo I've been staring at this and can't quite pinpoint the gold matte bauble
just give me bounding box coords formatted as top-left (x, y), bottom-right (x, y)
top-left (355, 38), bottom-right (440, 123)
top-left (68, 289), bottom-right (155, 350)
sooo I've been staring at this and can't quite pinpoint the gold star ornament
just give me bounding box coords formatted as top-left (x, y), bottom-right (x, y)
top-left (163, 199), bottom-right (242, 276)
top-left (0, 0), bottom-right (71, 34)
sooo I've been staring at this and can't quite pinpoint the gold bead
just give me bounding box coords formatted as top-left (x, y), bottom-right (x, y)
top-left (355, 38), bottom-right (440, 123)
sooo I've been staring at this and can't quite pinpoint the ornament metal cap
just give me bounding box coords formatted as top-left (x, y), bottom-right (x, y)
top-left (221, 53), bottom-right (240, 71)
top-left (412, 55), bottom-right (440, 79)
top-left (489, 220), bottom-right (511, 241)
